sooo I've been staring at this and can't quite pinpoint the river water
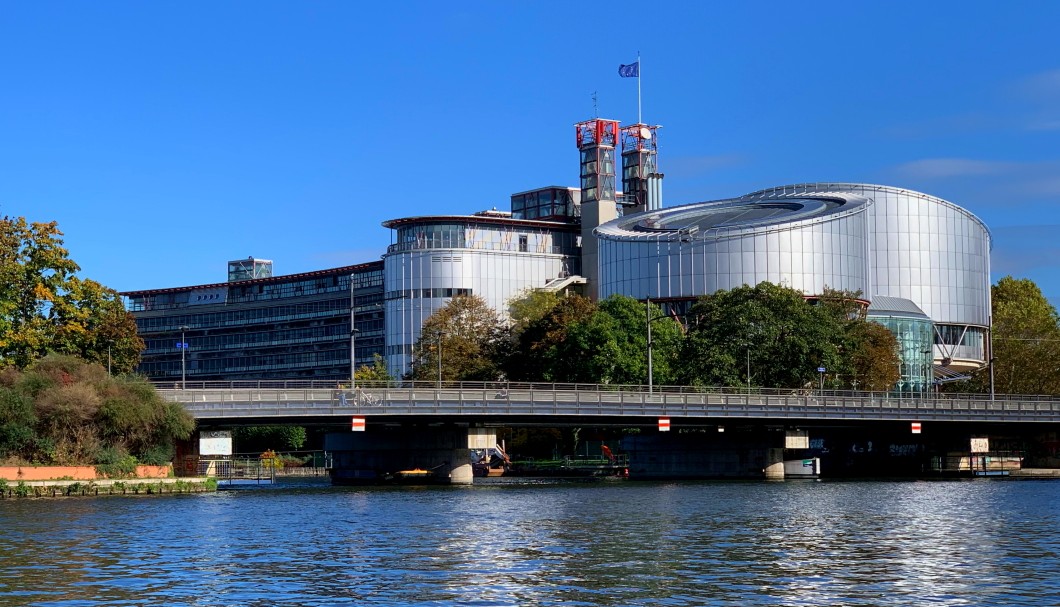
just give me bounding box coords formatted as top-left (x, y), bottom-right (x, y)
top-left (0, 478), bottom-right (1057, 606)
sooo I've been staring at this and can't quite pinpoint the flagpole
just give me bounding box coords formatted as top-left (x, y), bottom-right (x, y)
top-left (637, 51), bottom-right (642, 124)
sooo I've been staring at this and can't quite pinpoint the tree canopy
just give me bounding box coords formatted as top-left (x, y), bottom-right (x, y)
top-left (982, 276), bottom-right (1060, 395)
top-left (553, 295), bottom-right (683, 385)
top-left (409, 295), bottom-right (503, 381)
top-left (0, 217), bottom-right (142, 372)
top-left (676, 283), bottom-right (899, 390)
top-left (0, 354), bottom-right (194, 466)
top-left (413, 283), bottom-right (905, 391)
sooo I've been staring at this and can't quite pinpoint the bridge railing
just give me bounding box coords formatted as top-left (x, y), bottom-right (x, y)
top-left (159, 383), bottom-right (1060, 422)
top-left (153, 379), bottom-right (1060, 403)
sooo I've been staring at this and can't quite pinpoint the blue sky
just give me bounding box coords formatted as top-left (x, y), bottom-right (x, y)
top-left (3, 2), bottom-right (1060, 302)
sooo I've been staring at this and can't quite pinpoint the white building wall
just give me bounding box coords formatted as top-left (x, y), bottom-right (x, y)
top-left (384, 247), bottom-right (570, 378)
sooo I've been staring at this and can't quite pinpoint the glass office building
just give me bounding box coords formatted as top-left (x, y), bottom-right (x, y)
top-left (124, 262), bottom-right (384, 382)
top-left (595, 183), bottom-right (992, 373)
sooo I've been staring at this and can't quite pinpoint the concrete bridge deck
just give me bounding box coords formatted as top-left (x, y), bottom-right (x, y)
top-left (159, 382), bottom-right (1060, 425)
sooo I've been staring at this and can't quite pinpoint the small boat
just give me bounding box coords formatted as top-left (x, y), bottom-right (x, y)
top-left (472, 444), bottom-right (511, 478)
top-left (379, 463), bottom-right (450, 484)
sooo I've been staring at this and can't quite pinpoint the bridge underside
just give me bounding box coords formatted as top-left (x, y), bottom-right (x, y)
top-left (267, 418), bottom-right (1059, 483)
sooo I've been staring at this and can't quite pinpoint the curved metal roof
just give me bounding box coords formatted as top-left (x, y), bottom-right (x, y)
top-left (594, 192), bottom-right (871, 241)
top-left (867, 296), bottom-right (929, 319)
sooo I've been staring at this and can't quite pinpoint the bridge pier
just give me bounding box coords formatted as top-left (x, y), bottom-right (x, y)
top-left (622, 427), bottom-right (788, 480)
top-left (325, 425), bottom-right (474, 485)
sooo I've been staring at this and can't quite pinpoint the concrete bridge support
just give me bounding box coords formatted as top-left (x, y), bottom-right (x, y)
top-left (622, 428), bottom-right (786, 480)
top-left (325, 425), bottom-right (474, 485)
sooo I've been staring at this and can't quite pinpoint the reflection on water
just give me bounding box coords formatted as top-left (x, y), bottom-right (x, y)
top-left (0, 478), bottom-right (1057, 606)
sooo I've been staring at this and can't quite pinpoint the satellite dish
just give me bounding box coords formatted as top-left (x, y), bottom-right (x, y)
top-left (639, 127), bottom-right (652, 140)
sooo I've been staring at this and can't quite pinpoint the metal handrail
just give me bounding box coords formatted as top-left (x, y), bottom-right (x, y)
top-left (153, 379), bottom-right (1060, 404)
top-left (160, 384), bottom-right (1060, 424)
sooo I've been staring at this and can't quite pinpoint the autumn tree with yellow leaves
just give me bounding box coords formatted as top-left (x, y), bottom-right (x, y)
top-left (0, 216), bottom-right (142, 372)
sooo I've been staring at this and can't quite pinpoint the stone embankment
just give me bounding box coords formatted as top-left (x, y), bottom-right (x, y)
top-left (0, 465), bottom-right (216, 498)
top-left (1010, 468), bottom-right (1060, 478)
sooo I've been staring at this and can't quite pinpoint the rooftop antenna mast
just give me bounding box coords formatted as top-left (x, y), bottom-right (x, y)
top-left (592, 91), bottom-right (598, 118)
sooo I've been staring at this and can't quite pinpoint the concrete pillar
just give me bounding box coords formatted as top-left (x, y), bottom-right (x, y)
top-left (763, 448), bottom-right (786, 480)
top-left (449, 461), bottom-right (473, 485)
top-left (325, 425), bottom-right (475, 485)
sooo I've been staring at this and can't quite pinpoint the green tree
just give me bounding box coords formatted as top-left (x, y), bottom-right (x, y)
top-left (507, 289), bottom-right (562, 336)
top-left (410, 295), bottom-right (503, 381)
top-left (849, 321), bottom-right (902, 391)
top-left (234, 426), bottom-right (308, 452)
top-left (677, 283), bottom-right (845, 390)
top-left (0, 217), bottom-right (79, 367)
top-left (354, 353), bottom-right (393, 385)
top-left (48, 277), bottom-right (144, 373)
top-left (982, 276), bottom-right (1060, 395)
top-left (503, 293), bottom-right (596, 381)
top-left (553, 295), bottom-right (683, 385)
top-left (0, 217), bottom-right (142, 371)
top-left (817, 289), bottom-right (901, 390)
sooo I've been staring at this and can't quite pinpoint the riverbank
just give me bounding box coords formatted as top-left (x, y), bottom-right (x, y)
top-left (0, 477), bottom-right (216, 498)
top-left (1010, 468), bottom-right (1060, 478)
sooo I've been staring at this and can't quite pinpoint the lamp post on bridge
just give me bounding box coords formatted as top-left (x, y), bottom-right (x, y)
top-left (178, 326), bottom-right (190, 388)
top-left (434, 329), bottom-right (443, 388)
top-left (646, 297), bottom-right (673, 395)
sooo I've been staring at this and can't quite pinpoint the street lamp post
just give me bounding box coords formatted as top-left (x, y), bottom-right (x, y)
top-left (922, 348), bottom-right (934, 399)
top-left (107, 340), bottom-right (113, 375)
top-left (434, 330), bottom-right (443, 388)
top-left (647, 297), bottom-right (654, 395)
top-left (350, 275), bottom-right (360, 389)
top-left (350, 328), bottom-right (359, 389)
top-left (645, 297), bottom-right (671, 395)
top-left (179, 325), bottom-right (190, 388)
top-left (988, 319), bottom-right (995, 401)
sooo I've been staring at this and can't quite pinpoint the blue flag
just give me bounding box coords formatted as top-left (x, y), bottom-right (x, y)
top-left (618, 62), bottom-right (639, 78)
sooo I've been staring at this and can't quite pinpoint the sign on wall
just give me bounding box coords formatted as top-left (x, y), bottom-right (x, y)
top-left (199, 430), bottom-right (232, 456)
top-left (970, 438), bottom-right (990, 453)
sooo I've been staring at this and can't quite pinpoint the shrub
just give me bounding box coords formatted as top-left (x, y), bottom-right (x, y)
top-left (138, 444), bottom-right (174, 466)
top-left (0, 387), bottom-right (36, 458)
top-left (95, 446), bottom-right (138, 478)
top-left (36, 383), bottom-right (102, 438)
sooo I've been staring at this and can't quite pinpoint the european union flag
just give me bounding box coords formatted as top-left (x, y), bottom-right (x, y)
top-left (618, 62), bottom-right (639, 78)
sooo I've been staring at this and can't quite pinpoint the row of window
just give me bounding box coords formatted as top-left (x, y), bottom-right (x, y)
top-left (136, 297), bottom-right (353, 332)
top-left (385, 288), bottom-right (473, 301)
top-left (142, 322), bottom-right (384, 354)
top-left (388, 226), bottom-right (580, 256)
top-left (141, 347), bottom-right (352, 376)
top-left (127, 269), bottom-right (384, 312)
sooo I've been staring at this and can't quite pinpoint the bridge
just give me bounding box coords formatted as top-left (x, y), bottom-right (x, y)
top-left (160, 381), bottom-right (1060, 425)
top-left (163, 382), bottom-right (1060, 484)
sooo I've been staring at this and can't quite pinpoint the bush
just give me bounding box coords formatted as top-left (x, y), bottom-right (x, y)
top-left (95, 446), bottom-right (138, 478)
top-left (138, 444), bottom-right (174, 466)
top-left (0, 356), bottom-right (193, 467)
top-left (235, 426), bottom-right (307, 452)
top-left (0, 387), bottom-right (36, 458)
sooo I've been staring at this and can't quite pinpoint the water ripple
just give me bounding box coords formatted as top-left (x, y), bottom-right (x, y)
top-left (0, 479), bottom-right (1058, 606)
